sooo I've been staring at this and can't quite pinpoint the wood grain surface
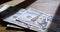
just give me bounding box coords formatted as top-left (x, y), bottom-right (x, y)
top-left (0, 0), bottom-right (60, 32)
top-left (0, 0), bottom-right (25, 6)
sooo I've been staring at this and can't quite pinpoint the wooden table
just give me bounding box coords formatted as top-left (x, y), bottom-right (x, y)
top-left (0, 0), bottom-right (25, 7)
top-left (27, 0), bottom-right (60, 16)
top-left (0, 0), bottom-right (60, 32)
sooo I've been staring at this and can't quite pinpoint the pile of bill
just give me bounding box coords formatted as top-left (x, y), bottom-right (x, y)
top-left (0, 5), bottom-right (53, 32)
